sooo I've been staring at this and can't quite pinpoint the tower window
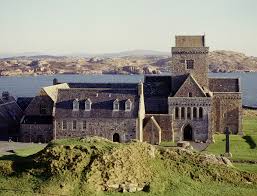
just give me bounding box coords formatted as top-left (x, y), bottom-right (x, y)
top-left (188, 92), bottom-right (192, 97)
top-left (186, 60), bottom-right (194, 69)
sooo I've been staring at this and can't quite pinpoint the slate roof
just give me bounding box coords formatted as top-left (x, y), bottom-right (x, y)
top-left (0, 101), bottom-right (23, 123)
top-left (42, 83), bottom-right (69, 102)
top-left (68, 83), bottom-right (138, 89)
top-left (21, 115), bottom-right (53, 124)
top-left (209, 78), bottom-right (240, 92)
top-left (55, 88), bottom-right (139, 119)
top-left (16, 97), bottom-right (33, 111)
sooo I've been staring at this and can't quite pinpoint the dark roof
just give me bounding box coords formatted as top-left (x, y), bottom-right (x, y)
top-left (17, 97), bottom-right (33, 111)
top-left (170, 74), bottom-right (189, 96)
top-left (0, 101), bottom-right (23, 122)
top-left (55, 88), bottom-right (139, 118)
top-left (209, 78), bottom-right (240, 92)
top-left (144, 76), bottom-right (172, 97)
top-left (21, 115), bottom-right (53, 124)
top-left (68, 83), bottom-right (138, 89)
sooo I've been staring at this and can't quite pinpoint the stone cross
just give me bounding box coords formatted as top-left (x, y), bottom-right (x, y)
top-left (224, 127), bottom-right (232, 157)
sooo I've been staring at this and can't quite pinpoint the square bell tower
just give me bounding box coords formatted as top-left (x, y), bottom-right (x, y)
top-left (171, 35), bottom-right (209, 88)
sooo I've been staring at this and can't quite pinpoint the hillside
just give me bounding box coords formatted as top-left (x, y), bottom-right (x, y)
top-left (0, 50), bottom-right (257, 76)
top-left (0, 137), bottom-right (257, 195)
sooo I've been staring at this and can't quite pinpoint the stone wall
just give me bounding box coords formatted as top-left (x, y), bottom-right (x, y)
top-left (54, 118), bottom-right (137, 142)
top-left (20, 124), bottom-right (53, 143)
top-left (171, 47), bottom-right (209, 88)
top-left (175, 36), bottom-right (205, 47)
top-left (168, 97), bottom-right (212, 142)
top-left (144, 114), bottom-right (173, 142)
top-left (212, 93), bottom-right (242, 134)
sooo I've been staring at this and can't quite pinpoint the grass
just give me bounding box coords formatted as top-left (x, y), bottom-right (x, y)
top-left (205, 109), bottom-right (257, 174)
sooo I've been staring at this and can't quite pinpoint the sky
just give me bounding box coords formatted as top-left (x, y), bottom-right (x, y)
top-left (0, 0), bottom-right (257, 56)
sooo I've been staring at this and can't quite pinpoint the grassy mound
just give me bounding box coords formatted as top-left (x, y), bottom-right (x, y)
top-left (1, 137), bottom-right (257, 195)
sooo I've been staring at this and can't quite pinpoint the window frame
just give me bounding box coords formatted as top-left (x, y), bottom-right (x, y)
top-left (113, 99), bottom-right (119, 111)
top-left (85, 98), bottom-right (92, 111)
top-left (73, 99), bottom-right (79, 111)
top-left (125, 99), bottom-right (132, 112)
top-left (62, 120), bottom-right (67, 130)
top-left (186, 59), bottom-right (194, 69)
top-left (72, 120), bottom-right (77, 130)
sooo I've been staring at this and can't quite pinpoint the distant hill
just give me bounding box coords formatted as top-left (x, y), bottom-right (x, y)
top-left (209, 50), bottom-right (257, 72)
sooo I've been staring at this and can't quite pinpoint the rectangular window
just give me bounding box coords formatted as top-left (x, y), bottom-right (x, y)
top-left (82, 121), bottom-right (87, 130)
top-left (62, 120), bottom-right (67, 130)
top-left (186, 60), bottom-right (194, 69)
top-left (72, 120), bottom-right (77, 130)
top-left (40, 104), bottom-right (47, 115)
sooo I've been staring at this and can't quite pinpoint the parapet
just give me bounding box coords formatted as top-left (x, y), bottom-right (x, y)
top-left (175, 35), bottom-right (205, 47)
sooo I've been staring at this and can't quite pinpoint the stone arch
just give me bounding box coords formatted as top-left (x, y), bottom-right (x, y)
top-left (113, 133), bottom-right (120, 142)
top-left (183, 124), bottom-right (193, 141)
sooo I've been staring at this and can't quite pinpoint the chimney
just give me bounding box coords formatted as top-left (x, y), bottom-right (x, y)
top-left (2, 91), bottom-right (9, 100)
top-left (53, 78), bottom-right (58, 85)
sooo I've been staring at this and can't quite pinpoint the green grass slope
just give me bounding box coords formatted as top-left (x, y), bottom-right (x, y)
top-left (0, 137), bottom-right (257, 196)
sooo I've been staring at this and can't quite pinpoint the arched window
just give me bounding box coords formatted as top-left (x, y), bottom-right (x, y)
top-left (175, 107), bottom-right (179, 119)
top-left (125, 99), bottom-right (132, 111)
top-left (85, 98), bottom-right (92, 111)
top-left (73, 99), bottom-right (79, 111)
top-left (199, 107), bottom-right (203, 119)
top-left (193, 107), bottom-right (197, 119)
top-left (181, 107), bottom-right (185, 119)
top-left (187, 107), bottom-right (191, 119)
top-left (188, 92), bottom-right (192, 97)
top-left (113, 99), bottom-right (119, 111)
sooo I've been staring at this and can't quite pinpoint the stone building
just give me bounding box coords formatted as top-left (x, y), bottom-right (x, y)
top-left (20, 35), bottom-right (242, 144)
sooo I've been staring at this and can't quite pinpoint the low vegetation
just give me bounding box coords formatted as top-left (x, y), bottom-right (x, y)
top-left (0, 136), bottom-right (257, 195)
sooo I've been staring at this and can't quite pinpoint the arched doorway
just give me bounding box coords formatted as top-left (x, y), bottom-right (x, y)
top-left (183, 124), bottom-right (193, 141)
top-left (113, 133), bottom-right (120, 142)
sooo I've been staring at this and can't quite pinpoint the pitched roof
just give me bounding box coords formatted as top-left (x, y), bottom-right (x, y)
top-left (174, 74), bottom-right (207, 97)
top-left (0, 101), bottom-right (23, 122)
top-left (16, 97), bottom-right (33, 111)
top-left (42, 83), bottom-right (69, 102)
top-left (55, 88), bottom-right (139, 119)
top-left (143, 116), bottom-right (162, 132)
top-left (144, 75), bottom-right (172, 97)
top-left (209, 78), bottom-right (240, 92)
top-left (68, 83), bottom-right (138, 89)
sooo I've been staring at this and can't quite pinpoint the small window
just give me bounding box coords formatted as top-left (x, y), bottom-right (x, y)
top-left (113, 99), bottom-right (119, 111)
top-left (85, 98), bottom-right (92, 111)
top-left (188, 92), bottom-right (192, 97)
top-left (62, 120), bottom-right (67, 130)
top-left (186, 60), bottom-right (194, 69)
top-left (187, 107), bottom-right (191, 119)
top-left (193, 107), bottom-right (197, 119)
top-left (73, 99), bottom-right (79, 111)
top-left (181, 107), bottom-right (185, 119)
top-left (125, 99), bottom-right (132, 111)
top-left (175, 107), bottom-right (179, 119)
top-left (82, 121), bottom-right (86, 130)
top-left (72, 120), bottom-right (77, 130)
top-left (199, 107), bottom-right (203, 119)
top-left (40, 104), bottom-right (47, 115)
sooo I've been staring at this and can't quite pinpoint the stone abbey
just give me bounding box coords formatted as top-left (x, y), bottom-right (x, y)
top-left (19, 35), bottom-right (242, 144)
